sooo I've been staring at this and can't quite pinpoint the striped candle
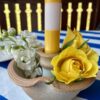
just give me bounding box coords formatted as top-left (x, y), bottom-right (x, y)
top-left (45, 0), bottom-right (62, 54)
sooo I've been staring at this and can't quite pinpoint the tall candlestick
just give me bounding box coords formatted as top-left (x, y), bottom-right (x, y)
top-left (45, 0), bottom-right (62, 54)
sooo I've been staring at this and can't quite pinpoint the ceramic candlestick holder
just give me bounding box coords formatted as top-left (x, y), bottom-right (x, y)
top-left (37, 48), bottom-right (58, 78)
top-left (23, 77), bottom-right (95, 100)
top-left (37, 48), bottom-right (58, 69)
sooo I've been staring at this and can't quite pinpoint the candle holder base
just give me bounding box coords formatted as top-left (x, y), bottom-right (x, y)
top-left (37, 48), bottom-right (58, 69)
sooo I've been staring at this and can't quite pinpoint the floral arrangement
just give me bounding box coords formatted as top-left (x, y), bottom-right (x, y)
top-left (51, 27), bottom-right (99, 84)
top-left (0, 28), bottom-right (42, 78)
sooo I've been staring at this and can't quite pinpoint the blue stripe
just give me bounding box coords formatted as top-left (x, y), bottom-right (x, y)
top-left (33, 30), bottom-right (44, 33)
top-left (35, 31), bottom-right (100, 40)
top-left (0, 60), bottom-right (10, 69)
top-left (0, 96), bottom-right (7, 100)
top-left (78, 80), bottom-right (100, 100)
top-left (60, 33), bottom-right (100, 40)
top-left (37, 36), bottom-right (100, 48)
top-left (34, 30), bottom-right (100, 34)
top-left (37, 36), bottom-right (44, 41)
top-left (82, 36), bottom-right (100, 40)
top-left (99, 56), bottom-right (100, 65)
top-left (87, 43), bottom-right (100, 48)
top-left (80, 30), bottom-right (100, 34)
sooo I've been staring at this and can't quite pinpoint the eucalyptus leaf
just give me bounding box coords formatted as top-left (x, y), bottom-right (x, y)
top-left (31, 46), bottom-right (39, 48)
top-left (21, 36), bottom-right (28, 47)
top-left (2, 30), bottom-right (8, 37)
top-left (62, 35), bottom-right (77, 50)
top-left (78, 39), bottom-right (89, 49)
top-left (8, 28), bottom-right (16, 36)
top-left (17, 45), bottom-right (25, 50)
top-left (7, 36), bottom-right (16, 43)
top-left (0, 37), bottom-right (3, 41)
top-left (11, 45), bottom-right (25, 50)
top-left (0, 46), bottom-right (5, 50)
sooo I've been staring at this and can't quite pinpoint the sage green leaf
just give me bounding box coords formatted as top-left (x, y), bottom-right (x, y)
top-left (0, 37), bottom-right (3, 41)
top-left (11, 45), bottom-right (20, 50)
top-left (2, 30), bottom-right (8, 37)
top-left (0, 46), bottom-right (5, 50)
top-left (21, 36), bottom-right (28, 47)
top-left (62, 35), bottom-right (77, 50)
top-left (8, 36), bottom-right (16, 43)
top-left (11, 45), bottom-right (25, 50)
top-left (19, 45), bottom-right (25, 49)
top-left (78, 39), bottom-right (89, 49)
top-left (8, 28), bottom-right (16, 36)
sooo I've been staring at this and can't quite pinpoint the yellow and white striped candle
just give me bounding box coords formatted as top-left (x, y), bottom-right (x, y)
top-left (45, 0), bottom-right (62, 54)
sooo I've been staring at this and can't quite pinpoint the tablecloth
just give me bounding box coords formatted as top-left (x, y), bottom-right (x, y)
top-left (0, 30), bottom-right (100, 100)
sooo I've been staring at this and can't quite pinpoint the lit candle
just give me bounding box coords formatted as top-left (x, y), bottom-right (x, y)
top-left (45, 0), bottom-right (62, 54)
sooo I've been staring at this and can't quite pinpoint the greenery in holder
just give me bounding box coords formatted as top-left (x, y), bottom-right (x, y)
top-left (0, 28), bottom-right (43, 78)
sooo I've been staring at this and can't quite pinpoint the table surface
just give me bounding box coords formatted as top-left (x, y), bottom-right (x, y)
top-left (0, 30), bottom-right (100, 100)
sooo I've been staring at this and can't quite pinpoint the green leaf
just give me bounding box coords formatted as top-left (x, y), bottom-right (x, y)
top-left (45, 76), bottom-right (56, 85)
top-left (8, 36), bottom-right (16, 43)
top-left (8, 28), bottom-right (16, 36)
top-left (19, 45), bottom-right (25, 49)
top-left (0, 37), bottom-right (3, 41)
top-left (31, 46), bottom-right (39, 48)
top-left (0, 46), bottom-right (5, 50)
top-left (11, 45), bottom-right (25, 50)
top-left (78, 39), bottom-right (89, 49)
top-left (21, 36), bottom-right (28, 47)
top-left (2, 30), bottom-right (8, 37)
top-left (62, 35), bottom-right (77, 50)
top-left (11, 45), bottom-right (20, 50)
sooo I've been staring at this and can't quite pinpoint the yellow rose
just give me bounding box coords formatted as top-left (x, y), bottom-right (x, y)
top-left (62, 27), bottom-right (90, 53)
top-left (51, 46), bottom-right (98, 84)
top-left (73, 29), bottom-right (90, 53)
top-left (62, 27), bottom-right (99, 65)
top-left (62, 27), bottom-right (75, 47)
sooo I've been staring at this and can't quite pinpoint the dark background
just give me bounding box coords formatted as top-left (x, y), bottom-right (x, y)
top-left (0, 0), bottom-right (100, 31)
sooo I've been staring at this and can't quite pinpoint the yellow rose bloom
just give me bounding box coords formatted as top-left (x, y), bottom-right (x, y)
top-left (51, 46), bottom-right (98, 84)
top-left (62, 27), bottom-right (75, 47)
top-left (62, 27), bottom-right (90, 53)
top-left (73, 29), bottom-right (90, 53)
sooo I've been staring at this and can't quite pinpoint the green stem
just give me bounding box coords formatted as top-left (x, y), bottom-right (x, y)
top-left (62, 35), bottom-right (77, 50)
top-left (78, 39), bottom-right (89, 49)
